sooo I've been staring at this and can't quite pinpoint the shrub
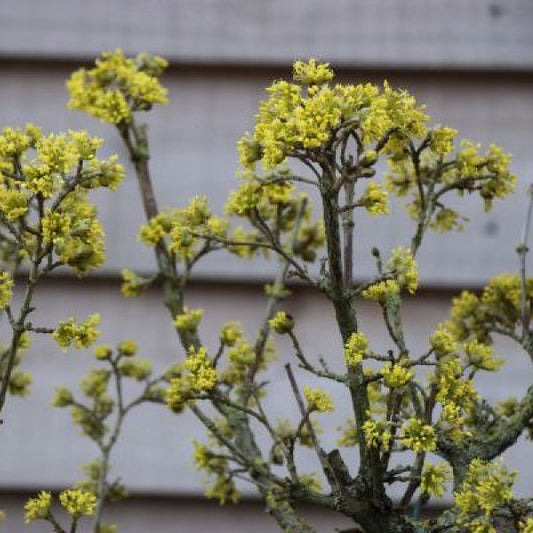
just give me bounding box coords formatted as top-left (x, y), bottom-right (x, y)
top-left (0, 51), bottom-right (532, 533)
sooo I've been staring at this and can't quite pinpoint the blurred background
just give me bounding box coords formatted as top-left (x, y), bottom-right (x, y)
top-left (1, 0), bottom-right (533, 531)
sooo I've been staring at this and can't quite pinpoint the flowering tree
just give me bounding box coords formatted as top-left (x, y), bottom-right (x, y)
top-left (1, 51), bottom-right (532, 533)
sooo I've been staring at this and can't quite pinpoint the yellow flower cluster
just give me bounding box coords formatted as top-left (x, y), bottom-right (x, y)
top-left (430, 206), bottom-right (465, 233)
top-left (24, 491), bottom-right (52, 523)
top-left (223, 339), bottom-right (258, 385)
top-left (53, 314), bottom-right (101, 350)
top-left (8, 370), bottom-right (32, 397)
top-left (166, 346), bottom-right (217, 412)
top-left (239, 60), bottom-right (428, 170)
top-left (0, 271), bottom-right (13, 309)
top-left (174, 307), bottom-right (204, 333)
top-left (435, 357), bottom-right (477, 442)
top-left (362, 417), bottom-right (392, 450)
top-left (387, 126), bottom-right (515, 234)
top-left (219, 321), bottom-right (243, 347)
top-left (118, 340), bottom-right (138, 356)
top-left (381, 361), bottom-right (414, 388)
top-left (344, 332), bottom-right (368, 366)
top-left (137, 196), bottom-right (229, 261)
top-left (430, 126), bottom-right (458, 156)
top-left (421, 463), bottom-right (451, 498)
top-left (359, 183), bottom-right (389, 215)
top-left (67, 50), bottom-right (168, 124)
top-left (362, 279), bottom-right (400, 302)
top-left (446, 274), bottom-right (533, 344)
top-left (293, 58), bottom-right (335, 85)
top-left (224, 166), bottom-right (325, 262)
top-left (94, 344), bottom-right (113, 360)
top-left (268, 310), bottom-right (294, 334)
top-left (0, 186), bottom-right (28, 222)
top-left (455, 459), bottom-right (516, 533)
top-left (59, 489), bottom-right (97, 518)
top-left (400, 418), bottom-right (436, 452)
top-left (52, 386), bottom-right (74, 407)
top-left (464, 340), bottom-right (502, 371)
top-left (0, 127), bottom-right (121, 274)
top-left (27, 130), bottom-right (122, 197)
top-left (430, 326), bottom-right (458, 359)
top-left (303, 385), bottom-right (335, 413)
top-left (387, 246), bottom-right (419, 294)
top-left (42, 192), bottom-right (107, 275)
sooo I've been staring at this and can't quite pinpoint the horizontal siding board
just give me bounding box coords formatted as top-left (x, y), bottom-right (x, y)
top-left (0, 0), bottom-right (532, 70)
top-left (0, 65), bottom-right (532, 286)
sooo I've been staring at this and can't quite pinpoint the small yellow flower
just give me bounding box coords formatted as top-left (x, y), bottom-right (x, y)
top-left (303, 386), bottom-right (334, 413)
top-left (59, 489), bottom-right (97, 518)
top-left (269, 311), bottom-right (294, 334)
top-left (344, 332), bottom-right (368, 366)
top-left (24, 491), bottom-right (52, 523)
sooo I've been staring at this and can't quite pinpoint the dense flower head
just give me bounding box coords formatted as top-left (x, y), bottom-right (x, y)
top-left (0, 126), bottom-right (122, 275)
top-left (268, 310), bottom-right (294, 334)
top-left (219, 321), bottom-right (243, 347)
top-left (429, 126), bottom-right (458, 156)
top-left (41, 192), bottom-right (107, 275)
top-left (238, 60), bottom-right (428, 170)
top-left (421, 463), bottom-right (451, 498)
top-left (53, 314), bottom-right (101, 350)
top-left (52, 386), bottom-right (74, 407)
top-left (359, 183), bottom-right (389, 215)
top-left (433, 355), bottom-right (478, 442)
top-left (363, 417), bottom-right (392, 450)
top-left (464, 339), bottom-right (503, 371)
top-left (400, 418), bottom-right (436, 452)
top-left (387, 246), bottom-right (419, 294)
top-left (94, 344), bottom-right (113, 360)
top-left (445, 274), bottom-right (533, 345)
top-left (24, 491), bottom-right (52, 523)
top-left (67, 50), bottom-right (168, 124)
top-left (174, 307), bottom-right (204, 333)
top-left (455, 459), bottom-right (516, 533)
top-left (166, 346), bottom-right (217, 412)
top-left (8, 370), bottom-right (33, 397)
top-left (344, 332), bottom-right (368, 366)
top-left (362, 279), bottom-right (400, 302)
top-left (0, 271), bottom-right (13, 309)
top-left (430, 326), bottom-right (458, 359)
top-left (222, 337), bottom-right (264, 385)
top-left (303, 385), bottom-right (335, 413)
top-left (59, 489), bottom-right (97, 518)
top-left (381, 361), bottom-right (414, 388)
top-left (137, 196), bottom-right (230, 262)
top-left (117, 340), bottom-right (138, 357)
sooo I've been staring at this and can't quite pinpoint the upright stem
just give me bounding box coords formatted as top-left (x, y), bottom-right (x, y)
top-left (518, 184), bottom-right (533, 340)
top-left (319, 165), bottom-right (383, 499)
